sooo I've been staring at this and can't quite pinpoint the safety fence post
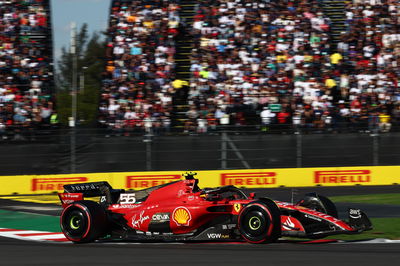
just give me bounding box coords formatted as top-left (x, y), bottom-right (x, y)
top-left (144, 134), bottom-right (152, 171)
top-left (296, 131), bottom-right (302, 168)
top-left (372, 134), bottom-right (379, 166)
top-left (221, 131), bottom-right (227, 169)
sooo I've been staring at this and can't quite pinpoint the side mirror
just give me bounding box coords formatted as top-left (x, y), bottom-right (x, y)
top-left (249, 192), bottom-right (256, 199)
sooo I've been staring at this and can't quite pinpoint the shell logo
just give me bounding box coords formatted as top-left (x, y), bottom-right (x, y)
top-left (172, 207), bottom-right (191, 226)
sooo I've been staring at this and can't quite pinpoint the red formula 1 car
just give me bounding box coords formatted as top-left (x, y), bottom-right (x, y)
top-left (58, 173), bottom-right (372, 243)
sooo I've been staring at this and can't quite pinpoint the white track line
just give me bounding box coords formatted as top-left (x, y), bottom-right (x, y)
top-left (0, 228), bottom-right (68, 242)
top-left (337, 238), bottom-right (400, 244)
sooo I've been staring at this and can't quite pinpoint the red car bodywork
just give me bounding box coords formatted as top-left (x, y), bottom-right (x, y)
top-left (59, 178), bottom-right (371, 243)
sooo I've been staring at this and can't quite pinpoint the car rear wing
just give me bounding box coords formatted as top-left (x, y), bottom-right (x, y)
top-left (63, 181), bottom-right (113, 196)
top-left (59, 181), bottom-right (124, 208)
top-left (58, 193), bottom-right (84, 208)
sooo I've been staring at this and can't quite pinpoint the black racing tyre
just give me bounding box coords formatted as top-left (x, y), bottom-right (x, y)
top-left (298, 193), bottom-right (339, 219)
top-left (238, 199), bottom-right (281, 244)
top-left (60, 200), bottom-right (107, 243)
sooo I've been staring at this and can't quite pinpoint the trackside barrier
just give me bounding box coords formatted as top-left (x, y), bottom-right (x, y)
top-left (0, 166), bottom-right (399, 195)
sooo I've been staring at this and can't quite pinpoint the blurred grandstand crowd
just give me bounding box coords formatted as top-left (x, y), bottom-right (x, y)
top-left (99, 0), bottom-right (400, 136)
top-left (185, 0), bottom-right (400, 134)
top-left (98, 0), bottom-right (181, 135)
top-left (1, 0), bottom-right (400, 139)
top-left (0, 0), bottom-right (54, 140)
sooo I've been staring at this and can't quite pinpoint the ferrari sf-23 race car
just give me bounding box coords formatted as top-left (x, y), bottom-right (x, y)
top-left (58, 173), bottom-right (372, 243)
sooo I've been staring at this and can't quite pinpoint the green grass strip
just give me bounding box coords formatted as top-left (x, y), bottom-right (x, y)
top-left (330, 193), bottom-right (400, 205)
top-left (0, 210), bottom-right (60, 232)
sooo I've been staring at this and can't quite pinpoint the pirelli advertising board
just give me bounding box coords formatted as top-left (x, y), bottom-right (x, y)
top-left (0, 166), bottom-right (399, 195)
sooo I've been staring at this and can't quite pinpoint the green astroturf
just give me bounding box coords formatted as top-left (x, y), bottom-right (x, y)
top-left (330, 193), bottom-right (400, 205)
top-left (0, 210), bottom-right (61, 232)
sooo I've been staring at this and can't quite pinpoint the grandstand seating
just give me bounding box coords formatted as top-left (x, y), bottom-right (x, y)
top-left (0, 0), bottom-right (54, 139)
top-left (186, 0), bottom-right (335, 132)
top-left (98, 0), bottom-right (399, 134)
top-left (322, 0), bottom-right (347, 45)
top-left (0, 0), bottom-right (398, 140)
top-left (98, 0), bottom-right (181, 135)
top-left (179, 0), bottom-right (399, 133)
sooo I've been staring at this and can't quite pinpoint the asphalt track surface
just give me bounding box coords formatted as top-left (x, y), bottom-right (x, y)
top-left (0, 185), bottom-right (399, 266)
top-left (0, 237), bottom-right (399, 266)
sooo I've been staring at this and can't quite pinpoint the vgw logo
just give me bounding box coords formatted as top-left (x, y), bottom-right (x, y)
top-left (207, 233), bottom-right (229, 239)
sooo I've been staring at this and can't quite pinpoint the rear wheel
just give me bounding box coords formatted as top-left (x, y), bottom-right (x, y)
top-left (61, 200), bottom-right (107, 243)
top-left (238, 199), bottom-right (281, 243)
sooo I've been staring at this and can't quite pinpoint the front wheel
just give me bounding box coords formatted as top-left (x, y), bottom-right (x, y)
top-left (297, 193), bottom-right (338, 218)
top-left (238, 199), bottom-right (281, 244)
top-left (60, 200), bottom-right (107, 243)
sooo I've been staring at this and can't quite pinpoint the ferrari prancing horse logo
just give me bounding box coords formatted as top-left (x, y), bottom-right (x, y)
top-left (233, 203), bottom-right (241, 213)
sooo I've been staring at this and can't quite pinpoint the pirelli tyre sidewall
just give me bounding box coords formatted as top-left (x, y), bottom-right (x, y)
top-left (61, 200), bottom-right (107, 243)
top-left (238, 200), bottom-right (281, 244)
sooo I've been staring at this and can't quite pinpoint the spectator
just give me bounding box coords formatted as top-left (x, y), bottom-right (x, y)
top-left (197, 115), bottom-right (207, 133)
top-left (379, 110), bottom-right (391, 132)
top-left (260, 106), bottom-right (275, 132)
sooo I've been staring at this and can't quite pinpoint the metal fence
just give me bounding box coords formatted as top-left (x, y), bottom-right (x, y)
top-left (0, 126), bottom-right (399, 175)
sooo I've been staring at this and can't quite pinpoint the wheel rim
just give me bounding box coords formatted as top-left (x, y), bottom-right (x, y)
top-left (249, 216), bottom-right (261, 230)
top-left (242, 210), bottom-right (266, 237)
top-left (69, 215), bottom-right (81, 230)
top-left (62, 209), bottom-right (87, 238)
